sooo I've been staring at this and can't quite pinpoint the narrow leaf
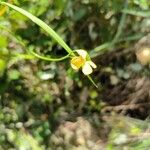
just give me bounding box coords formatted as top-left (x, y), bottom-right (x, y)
top-left (0, 2), bottom-right (73, 55)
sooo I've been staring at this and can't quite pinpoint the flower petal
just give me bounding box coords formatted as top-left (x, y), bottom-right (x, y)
top-left (86, 61), bottom-right (97, 68)
top-left (71, 63), bottom-right (79, 70)
top-left (82, 62), bottom-right (93, 75)
top-left (76, 49), bottom-right (87, 59)
top-left (70, 56), bottom-right (85, 70)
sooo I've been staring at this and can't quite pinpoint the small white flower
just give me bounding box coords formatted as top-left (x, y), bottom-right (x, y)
top-left (70, 49), bottom-right (97, 75)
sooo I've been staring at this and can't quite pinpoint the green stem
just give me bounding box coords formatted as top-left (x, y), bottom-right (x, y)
top-left (13, 53), bottom-right (35, 59)
top-left (0, 25), bottom-right (26, 46)
top-left (112, 0), bottom-right (128, 44)
top-left (91, 33), bottom-right (145, 58)
top-left (87, 75), bottom-right (98, 88)
top-left (29, 49), bottom-right (70, 62)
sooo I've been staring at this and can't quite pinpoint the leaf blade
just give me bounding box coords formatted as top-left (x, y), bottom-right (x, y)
top-left (0, 2), bottom-right (73, 55)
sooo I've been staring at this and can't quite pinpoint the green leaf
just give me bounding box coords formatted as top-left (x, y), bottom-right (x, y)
top-left (0, 2), bottom-right (73, 55)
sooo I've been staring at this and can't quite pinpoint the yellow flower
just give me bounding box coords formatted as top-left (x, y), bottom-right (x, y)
top-left (70, 50), bottom-right (97, 75)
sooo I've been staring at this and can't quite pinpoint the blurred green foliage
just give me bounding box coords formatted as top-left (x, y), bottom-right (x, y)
top-left (0, 0), bottom-right (150, 149)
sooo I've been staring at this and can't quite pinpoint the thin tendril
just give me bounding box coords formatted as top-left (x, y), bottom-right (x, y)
top-left (29, 48), bottom-right (70, 62)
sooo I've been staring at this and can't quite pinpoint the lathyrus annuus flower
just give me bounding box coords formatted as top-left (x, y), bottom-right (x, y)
top-left (70, 50), bottom-right (97, 75)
